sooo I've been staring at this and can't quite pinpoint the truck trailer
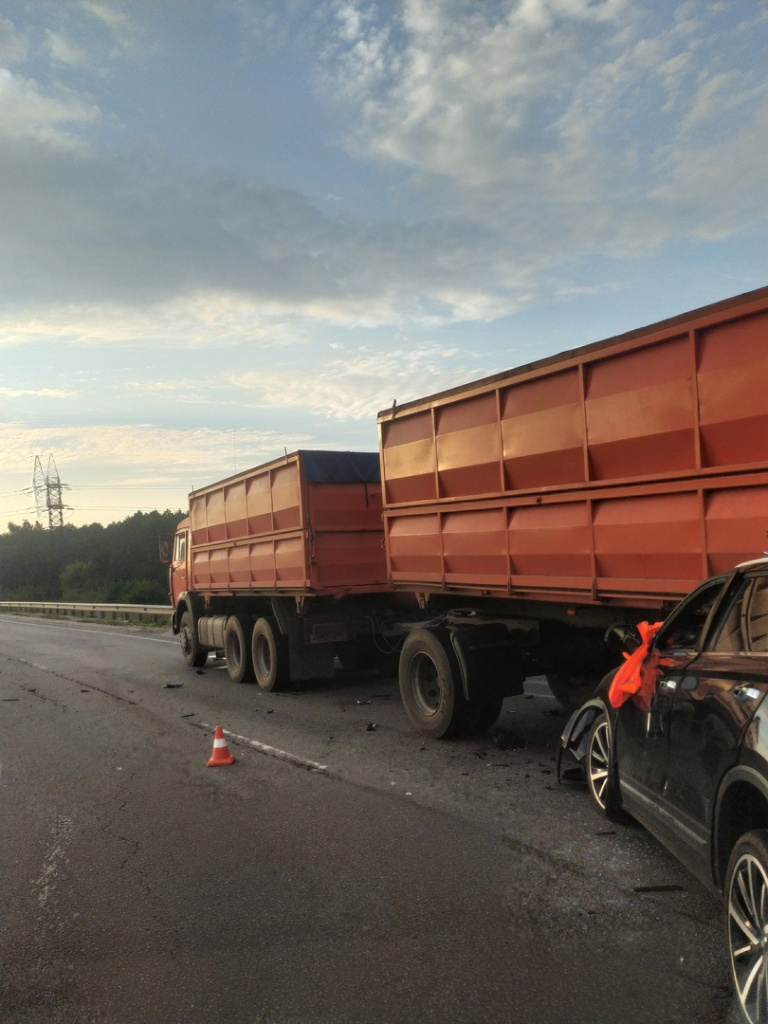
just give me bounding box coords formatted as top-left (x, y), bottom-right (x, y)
top-left (169, 449), bottom-right (396, 690)
top-left (171, 287), bottom-right (768, 737)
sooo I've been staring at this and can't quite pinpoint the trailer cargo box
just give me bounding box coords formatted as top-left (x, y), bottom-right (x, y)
top-left (170, 450), bottom-right (390, 688)
top-left (187, 449), bottom-right (386, 595)
top-left (379, 287), bottom-right (768, 606)
top-left (378, 287), bottom-right (768, 732)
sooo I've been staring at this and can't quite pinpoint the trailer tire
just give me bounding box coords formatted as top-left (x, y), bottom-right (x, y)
top-left (251, 617), bottom-right (289, 692)
top-left (224, 615), bottom-right (254, 684)
top-left (179, 609), bottom-right (207, 668)
top-left (546, 673), bottom-right (598, 711)
top-left (463, 694), bottom-right (504, 735)
top-left (399, 628), bottom-right (468, 739)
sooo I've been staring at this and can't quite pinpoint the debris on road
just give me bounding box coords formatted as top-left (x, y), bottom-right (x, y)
top-left (492, 731), bottom-right (526, 751)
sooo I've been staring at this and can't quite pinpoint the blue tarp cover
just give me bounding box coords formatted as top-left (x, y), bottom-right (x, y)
top-left (299, 450), bottom-right (380, 484)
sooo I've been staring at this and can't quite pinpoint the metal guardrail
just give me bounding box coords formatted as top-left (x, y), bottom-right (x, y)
top-left (0, 601), bottom-right (173, 624)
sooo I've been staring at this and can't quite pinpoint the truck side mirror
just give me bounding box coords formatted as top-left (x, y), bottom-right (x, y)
top-left (159, 539), bottom-right (170, 564)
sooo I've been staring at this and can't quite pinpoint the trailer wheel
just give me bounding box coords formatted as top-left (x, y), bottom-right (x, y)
top-left (546, 673), bottom-right (598, 711)
top-left (224, 615), bottom-right (254, 684)
top-left (251, 617), bottom-right (289, 692)
top-left (464, 694), bottom-right (504, 735)
top-left (399, 629), bottom-right (468, 739)
top-left (179, 609), bottom-right (207, 668)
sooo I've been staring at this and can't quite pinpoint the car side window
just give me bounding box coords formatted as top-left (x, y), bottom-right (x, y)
top-left (710, 577), bottom-right (752, 653)
top-left (710, 574), bottom-right (768, 654)
top-left (656, 579), bottom-right (725, 652)
top-left (747, 576), bottom-right (768, 653)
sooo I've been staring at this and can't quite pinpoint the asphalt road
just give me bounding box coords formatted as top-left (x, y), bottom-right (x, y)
top-left (0, 615), bottom-right (742, 1024)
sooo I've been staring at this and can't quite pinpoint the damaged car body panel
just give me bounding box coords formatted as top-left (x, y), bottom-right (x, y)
top-left (560, 559), bottom-right (768, 1024)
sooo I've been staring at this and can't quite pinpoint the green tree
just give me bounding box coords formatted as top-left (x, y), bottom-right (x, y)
top-left (0, 510), bottom-right (183, 603)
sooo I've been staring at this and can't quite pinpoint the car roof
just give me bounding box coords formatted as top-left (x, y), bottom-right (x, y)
top-left (735, 556), bottom-right (768, 570)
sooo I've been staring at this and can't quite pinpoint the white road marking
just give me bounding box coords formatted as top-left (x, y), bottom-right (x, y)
top-left (0, 618), bottom-right (176, 644)
top-left (199, 721), bottom-right (328, 774)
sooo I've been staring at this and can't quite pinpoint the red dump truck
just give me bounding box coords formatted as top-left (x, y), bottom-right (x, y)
top-left (169, 450), bottom-right (395, 689)
top-left (171, 286), bottom-right (768, 736)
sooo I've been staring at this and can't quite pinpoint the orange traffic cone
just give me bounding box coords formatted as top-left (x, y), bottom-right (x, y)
top-left (207, 725), bottom-right (235, 767)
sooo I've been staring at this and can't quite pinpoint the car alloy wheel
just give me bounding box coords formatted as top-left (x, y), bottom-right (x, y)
top-left (726, 829), bottom-right (768, 1024)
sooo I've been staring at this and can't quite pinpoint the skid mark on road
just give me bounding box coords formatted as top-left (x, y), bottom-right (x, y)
top-left (35, 815), bottom-right (74, 911)
top-left (196, 720), bottom-right (328, 774)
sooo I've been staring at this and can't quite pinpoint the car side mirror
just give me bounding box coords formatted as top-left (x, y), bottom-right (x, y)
top-left (604, 624), bottom-right (642, 655)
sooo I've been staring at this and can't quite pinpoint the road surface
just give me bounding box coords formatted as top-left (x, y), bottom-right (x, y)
top-left (0, 615), bottom-right (741, 1023)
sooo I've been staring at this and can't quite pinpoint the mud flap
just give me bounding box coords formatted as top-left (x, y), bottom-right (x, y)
top-left (449, 624), bottom-right (525, 702)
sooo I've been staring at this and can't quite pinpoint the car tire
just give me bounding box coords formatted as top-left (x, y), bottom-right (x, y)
top-left (725, 829), bottom-right (768, 1024)
top-left (586, 712), bottom-right (627, 822)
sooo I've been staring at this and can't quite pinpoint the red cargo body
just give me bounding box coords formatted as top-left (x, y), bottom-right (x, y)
top-left (187, 450), bottom-right (387, 596)
top-left (379, 288), bottom-right (768, 609)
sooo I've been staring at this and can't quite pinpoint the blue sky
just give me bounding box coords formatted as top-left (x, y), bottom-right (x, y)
top-left (1, 0), bottom-right (766, 528)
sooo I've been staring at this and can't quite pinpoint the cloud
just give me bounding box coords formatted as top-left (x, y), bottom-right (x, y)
top-left (0, 421), bottom-right (312, 480)
top-left (0, 17), bottom-right (28, 64)
top-left (0, 0), bottom-right (764, 348)
top-left (322, 0), bottom-right (767, 253)
top-left (0, 387), bottom-right (76, 400)
top-left (221, 343), bottom-right (486, 421)
top-left (0, 67), bottom-right (100, 148)
top-left (45, 29), bottom-right (89, 69)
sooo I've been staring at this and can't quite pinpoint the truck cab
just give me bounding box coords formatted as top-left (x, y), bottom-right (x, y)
top-left (168, 518), bottom-right (190, 610)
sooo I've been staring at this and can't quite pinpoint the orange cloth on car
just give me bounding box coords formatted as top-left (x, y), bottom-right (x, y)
top-left (608, 621), bottom-right (665, 712)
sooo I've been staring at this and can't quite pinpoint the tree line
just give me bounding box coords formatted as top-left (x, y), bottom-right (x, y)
top-left (0, 510), bottom-right (184, 604)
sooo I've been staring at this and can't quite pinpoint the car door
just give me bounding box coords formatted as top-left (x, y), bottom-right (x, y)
top-left (615, 577), bottom-right (728, 837)
top-left (661, 571), bottom-right (768, 877)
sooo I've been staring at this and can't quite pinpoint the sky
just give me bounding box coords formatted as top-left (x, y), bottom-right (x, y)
top-left (1, 0), bottom-right (766, 530)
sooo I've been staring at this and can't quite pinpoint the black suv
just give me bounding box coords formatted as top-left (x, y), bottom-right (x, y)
top-left (560, 558), bottom-right (768, 1024)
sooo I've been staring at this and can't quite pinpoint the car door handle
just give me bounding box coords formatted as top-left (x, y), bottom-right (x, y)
top-left (733, 684), bottom-right (762, 702)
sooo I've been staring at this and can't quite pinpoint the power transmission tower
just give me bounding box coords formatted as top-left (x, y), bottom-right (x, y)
top-left (33, 454), bottom-right (68, 530)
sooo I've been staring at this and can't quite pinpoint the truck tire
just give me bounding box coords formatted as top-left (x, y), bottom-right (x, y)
top-left (179, 609), bottom-right (207, 668)
top-left (251, 617), bottom-right (289, 692)
top-left (398, 628), bottom-right (468, 739)
top-left (546, 673), bottom-right (598, 711)
top-left (224, 615), bottom-right (254, 684)
top-left (463, 694), bottom-right (504, 735)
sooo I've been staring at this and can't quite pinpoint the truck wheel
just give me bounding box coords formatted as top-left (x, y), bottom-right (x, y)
top-left (224, 615), bottom-right (254, 684)
top-left (398, 629), bottom-right (468, 739)
top-left (546, 673), bottom-right (598, 710)
top-left (725, 829), bottom-right (768, 1024)
top-left (251, 617), bottom-right (289, 692)
top-left (179, 610), bottom-right (207, 668)
top-left (463, 694), bottom-right (504, 735)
